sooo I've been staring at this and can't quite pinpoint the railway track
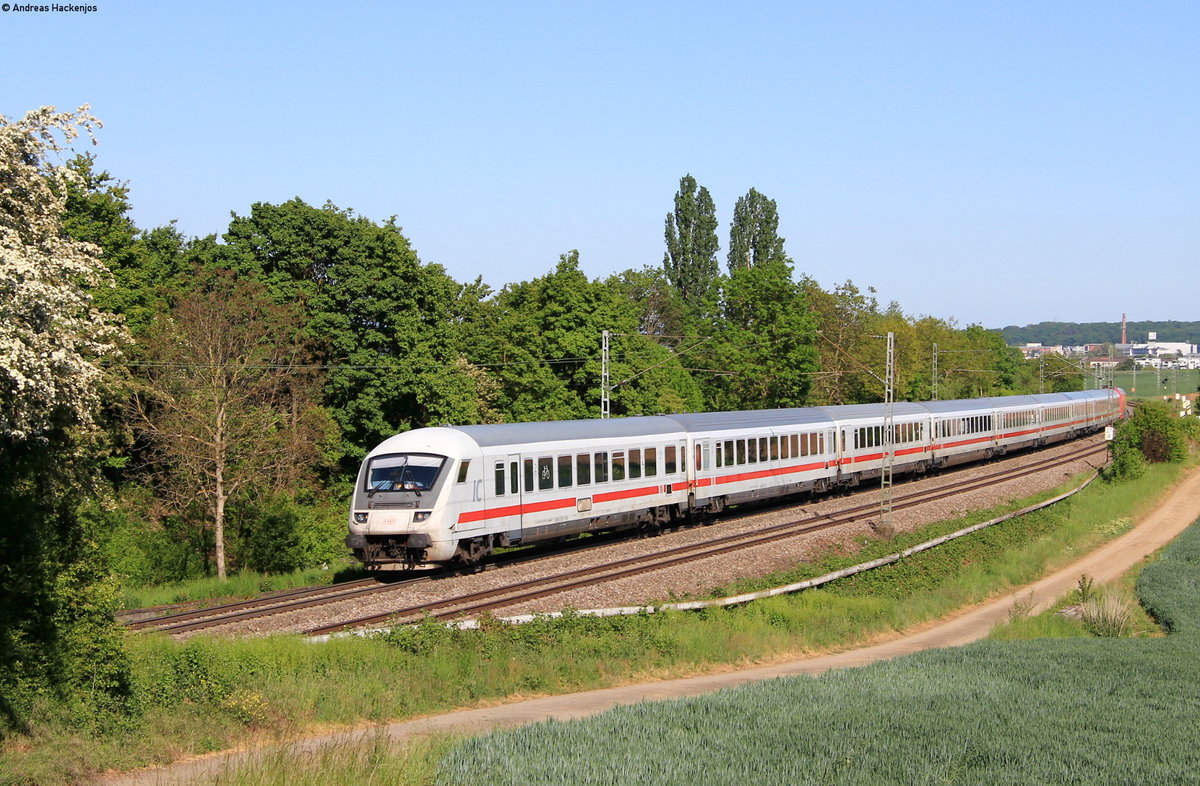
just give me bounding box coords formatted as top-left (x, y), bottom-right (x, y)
top-left (304, 442), bottom-right (1108, 636)
top-left (126, 441), bottom-right (1105, 637)
top-left (123, 518), bottom-right (663, 633)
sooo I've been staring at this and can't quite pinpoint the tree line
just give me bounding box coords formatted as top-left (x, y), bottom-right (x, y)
top-left (1000, 321), bottom-right (1200, 347)
top-left (0, 107), bottom-right (1081, 726)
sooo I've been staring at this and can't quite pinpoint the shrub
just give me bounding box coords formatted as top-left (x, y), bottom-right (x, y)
top-left (1112, 401), bottom-right (1190, 480)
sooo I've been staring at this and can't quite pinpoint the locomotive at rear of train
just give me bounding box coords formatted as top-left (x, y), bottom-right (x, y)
top-left (346, 389), bottom-right (1125, 570)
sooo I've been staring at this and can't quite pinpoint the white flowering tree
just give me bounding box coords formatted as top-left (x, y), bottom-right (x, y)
top-left (0, 106), bottom-right (129, 716)
top-left (0, 105), bottom-right (119, 444)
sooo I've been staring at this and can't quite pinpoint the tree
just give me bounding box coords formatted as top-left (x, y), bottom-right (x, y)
top-left (663, 174), bottom-right (720, 307)
top-left (0, 105), bottom-right (130, 720)
top-left (704, 258), bottom-right (819, 410)
top-left (801, 278), bottom-right (882, 405)
top-left (727, 188), bottom-right (785, 272)
top-left (221, 199), bottom-right (489, 463)
top-left (130, 270), bottom-right (334, 579)
top-left (488, 252), bottom-right (703, 420)
top-left (62, 155), bottom-right (190, 337)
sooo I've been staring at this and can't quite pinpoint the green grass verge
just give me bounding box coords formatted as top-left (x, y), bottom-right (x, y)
top-left (120, 559), bottom-right (367, 610)
top-left (0, 461), bottom-right (1191, 784)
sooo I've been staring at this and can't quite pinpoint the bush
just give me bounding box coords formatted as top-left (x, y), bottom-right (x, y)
top-left (1111, 401), bottom-right (1191, 479)
top-left (230, 492), bottom-right (347, 574)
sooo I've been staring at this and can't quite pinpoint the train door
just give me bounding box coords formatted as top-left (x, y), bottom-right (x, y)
top-left (506, 452), bottom-right (523, 541)
top-left (694, 439), bottom-right (711, 510)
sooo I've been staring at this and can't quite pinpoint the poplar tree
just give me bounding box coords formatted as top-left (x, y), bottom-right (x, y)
top-left (727, 187), bottom-right (785, 272)
top-left (663, 174), bottom-right (720, 306)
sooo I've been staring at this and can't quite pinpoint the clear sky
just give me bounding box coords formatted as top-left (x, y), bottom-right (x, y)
top-left (4, 1), bottom-right (1196, 328)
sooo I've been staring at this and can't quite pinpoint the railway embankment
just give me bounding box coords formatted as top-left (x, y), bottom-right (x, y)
top-left (18, 459), bottom-right (1195, 785)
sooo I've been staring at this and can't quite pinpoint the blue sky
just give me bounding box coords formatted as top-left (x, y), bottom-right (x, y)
top-left (4, 1), bottom-right (1196, 328)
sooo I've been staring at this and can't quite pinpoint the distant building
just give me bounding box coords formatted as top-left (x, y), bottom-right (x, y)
top-left (1116, 341), bottom-right (1197, 358)
top-left (1017, 343), bottom-right (1065, 359)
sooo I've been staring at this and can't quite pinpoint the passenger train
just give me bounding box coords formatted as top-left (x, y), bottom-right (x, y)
top-left (346, 389), bottom-right (1125, 570)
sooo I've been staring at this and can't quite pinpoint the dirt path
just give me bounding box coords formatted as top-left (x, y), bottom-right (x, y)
top-left (104, 467), bottom-right (1200, 785)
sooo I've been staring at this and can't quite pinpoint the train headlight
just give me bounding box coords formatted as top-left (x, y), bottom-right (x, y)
top-left (353, 512), bottom-right (368, 524)
top-left (413, 511), bottom-right (431, 522)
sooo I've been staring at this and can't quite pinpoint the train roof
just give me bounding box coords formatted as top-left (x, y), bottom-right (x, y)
top-left (439, 390), bottom-right (1119, 449)
top-left (451, 416), bottom-right (685, 448)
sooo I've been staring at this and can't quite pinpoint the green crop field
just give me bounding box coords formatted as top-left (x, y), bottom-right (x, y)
top-left (438, 520), bottom-right (1200, 786)
top-left (1111, 369), bottom-right (1199, 400)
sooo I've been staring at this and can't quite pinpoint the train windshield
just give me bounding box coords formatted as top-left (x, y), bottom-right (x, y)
top-left (365, 453), bottom-right (447, 493)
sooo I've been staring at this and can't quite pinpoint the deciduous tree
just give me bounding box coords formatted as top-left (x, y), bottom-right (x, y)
top-left (130, 270), bottom-right (335, 579)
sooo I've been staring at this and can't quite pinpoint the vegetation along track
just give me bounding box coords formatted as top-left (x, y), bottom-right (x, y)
top-left (305, 442), bottom-right (1108, 637)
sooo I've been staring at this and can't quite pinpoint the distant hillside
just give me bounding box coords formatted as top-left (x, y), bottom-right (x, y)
top-left (999, 321), bottom-right (1200, 346)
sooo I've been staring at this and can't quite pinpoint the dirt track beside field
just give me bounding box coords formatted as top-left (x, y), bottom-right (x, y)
top-left (103, 466), bottom-right (1200, 786)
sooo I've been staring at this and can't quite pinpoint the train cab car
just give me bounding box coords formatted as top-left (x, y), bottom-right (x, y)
top-left (347, 417), bottom-right (689, 570)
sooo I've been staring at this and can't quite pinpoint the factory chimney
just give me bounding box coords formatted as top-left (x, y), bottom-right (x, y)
top-left (1121, 313), bottom-right (1127, 345)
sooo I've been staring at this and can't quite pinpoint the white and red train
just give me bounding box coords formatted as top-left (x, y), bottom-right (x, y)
top-left (346, 389), bottom-right (1125, 570)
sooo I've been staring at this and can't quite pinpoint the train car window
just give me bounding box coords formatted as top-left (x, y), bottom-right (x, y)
top-left (680, 443), bottom-right (687, 473)
top-left (696, 444), bottom-right (704, 471)
top-left (612, 451), bottom-right (626, 482)
top-left (494, 463), bottom-right (505, 496)
top-left (748, 438), bottom-right (758, 463)
top-left (780, 435), bottom-right (790, 460)
top-left (576, 454), bottom-right (591, 485)
top-left (819, 432), bottom-right (827, 454)
top-left (792, 434), bottom-right (801, 457)
top-left (724, 440), bottom-right (734, 466)
top-left (736, 440), bottom-right (746, 465)
top-left (714, 442), bottom-right (723, 468)
top-left (629, 449), bottom-right (642, 479)
top-left (510, 462), bottom-right (518, 494)
top-left (770, 437), bottom-right (779, 461)
top-left (538, 457), bottom-right (553, 490)
top-left (558, 455), bottom-right (572, 488)
top-left (595, 452), bottom-right (609, 483)
top-left (760, 437), bottom-right (770, 460)
top-left (523, 459), bottom-right (534, 493)
top-left (456, 460), bottom-right (471, 484)
top-left (665, 445), bottom-right (677, 474)
top-left (645, 447), bottom-right (657, 477)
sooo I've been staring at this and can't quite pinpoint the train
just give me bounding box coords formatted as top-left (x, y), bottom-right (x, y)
top-left (346, 389), bottom-right (1125, 570)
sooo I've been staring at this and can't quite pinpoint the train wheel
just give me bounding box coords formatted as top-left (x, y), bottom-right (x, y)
top-left (453, 537), bottom-right (491, 571)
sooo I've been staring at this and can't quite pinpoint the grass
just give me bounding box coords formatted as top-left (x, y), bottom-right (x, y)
top-left (0, 460), bottom-right (1193, 784)
top-left (438, 519), bottom-right (1200, 785)
top-left (1111, 369), bottom-right (1199, 400)
top-left (120, 559), bottom-right (367, 610)
top-left (193, 734), bottom-right (456, 786)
